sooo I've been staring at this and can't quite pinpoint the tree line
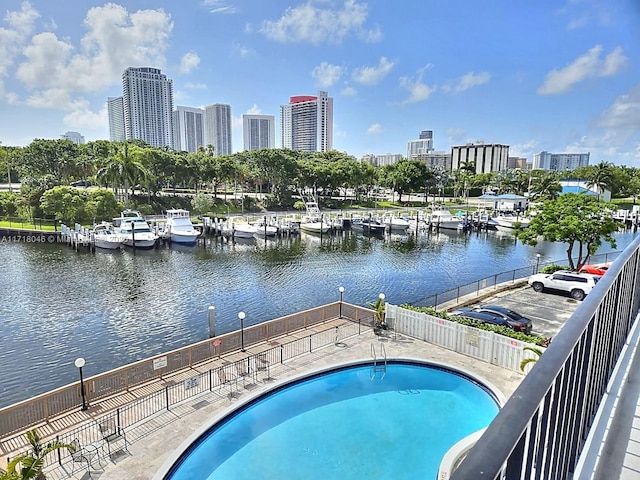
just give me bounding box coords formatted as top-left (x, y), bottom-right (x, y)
top-left (1, 138), bottom-right (639, 224)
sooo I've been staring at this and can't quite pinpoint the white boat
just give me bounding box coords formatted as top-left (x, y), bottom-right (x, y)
top-left (163, 209), bottom-right (201, 245)
top-left (488, 212), bottom-right (531, 230)
top-left (299, 201), bottom-right (331, 234)
top-left (251, 219), bottom-right (278, 238)
top-left (351, 216), bottom-right (386, 235)
top-left (382, 215), bottom-right (410, 232)
top-left (227, 221), bottom-right (257, 238)
top-left (91, 222), bottom-right (123, 250)
top-left (429, 209), bottom-right (463, 231)
top-left (113, 210), bottom-right (158, 249)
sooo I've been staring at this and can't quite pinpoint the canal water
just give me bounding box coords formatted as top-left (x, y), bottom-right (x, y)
top-left (0, 229), bottom-right (636, 407)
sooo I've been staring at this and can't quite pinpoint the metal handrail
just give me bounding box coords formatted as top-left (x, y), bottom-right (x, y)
top-left (450, 236), bottom-right (640, 479)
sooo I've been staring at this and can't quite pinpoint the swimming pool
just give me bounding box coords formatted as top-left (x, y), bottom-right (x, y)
top-left (159, 361), bottom-right (500, 480)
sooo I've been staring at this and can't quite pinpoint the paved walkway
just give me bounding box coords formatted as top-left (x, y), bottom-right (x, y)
top-left (40, 326), bottom-right (523, 480)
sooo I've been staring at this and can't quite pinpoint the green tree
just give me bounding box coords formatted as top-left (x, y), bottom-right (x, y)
top-left (85, 189), bottom-right (123, 224)
top-left (39, 186), bottom-right (88, 225)
top-left (519, 346), bottom-right (543, 372)
top-left (585, 161), bottom-right (615, 200)
top-left (6, 428), bottom-right (72, 480)
top-left (529, 171), bottom-right (562, 201)
top-left (516, 193), bottom-right (618, 271)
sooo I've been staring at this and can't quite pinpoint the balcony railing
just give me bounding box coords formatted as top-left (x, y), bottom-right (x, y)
top-left (450, 235), bottom-right (640, 479)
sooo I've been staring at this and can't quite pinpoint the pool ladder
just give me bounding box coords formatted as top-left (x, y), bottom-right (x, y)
top-left (370, 343), bottom-right (387, 380)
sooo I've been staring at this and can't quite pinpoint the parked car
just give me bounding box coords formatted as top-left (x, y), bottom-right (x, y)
top-left (70, 180), bottom-right (92, 187)
top-left (449, 305), bottom-right (533, 334)
top-left (578, 263), bottom-right (611, 276)
top-left (528, 270), bottom-right (599, 300)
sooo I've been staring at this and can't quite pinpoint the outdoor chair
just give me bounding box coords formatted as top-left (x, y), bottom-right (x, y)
top-left (236, 358), bottom-right (255, 388)
top-left (68, 438), bottom-right (92, 478)
top-left (99, 419), bottom-right (128, 459)
top-left (218, 364), bottom-right (238, 397)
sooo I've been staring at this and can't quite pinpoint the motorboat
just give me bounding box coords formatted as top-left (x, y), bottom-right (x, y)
top-left (113, 210), bottom-right (158, 249)
top-left (163, 209), bottom-right (201, 245)
top-left (382, 215), bottom-right (410, 232)
top-left (351, 216), bottom-right (386, 236)
top-left (251, 219), bottom-right (278, 238)
top-left (488, 212), bottom-right (531, 230)
top-left (91, 222), bottom-right (123, 250)
top-left (225, 221), bottom-right (257, 239)
top-left (299, 201), bottom-right (331, 234)
top-left (429, 209), bottom-right (463, 231)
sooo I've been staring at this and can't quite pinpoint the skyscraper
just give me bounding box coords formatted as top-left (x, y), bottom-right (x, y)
top-left (407, 130), bottom-right (434, 160)
top-left (121, 67), bottom-right (174, 148)
top-left (60, 131), bottom-right (85, 145)
top-left (204, 104), bottom-right (232, 155)
top-left (242, 114), bottom-right (275, 151)
top-left (107, 96), bottom-right (125, 142)
top-left (280, 91), bottom-right (333, 152)
top-left (172, 106), bottom-right (205, 153)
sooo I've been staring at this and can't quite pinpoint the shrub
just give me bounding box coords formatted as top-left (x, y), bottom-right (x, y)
top-left (541, 264), bottom-right (570, 274)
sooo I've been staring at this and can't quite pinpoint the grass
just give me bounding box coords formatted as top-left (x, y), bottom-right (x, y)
top-left (0, 219), bottom-right (57, 231)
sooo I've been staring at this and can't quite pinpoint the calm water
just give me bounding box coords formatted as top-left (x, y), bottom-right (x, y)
top-left (166, 362), bottom-right (499, 480)
top-left (0, 229), bottom-right (636, 407)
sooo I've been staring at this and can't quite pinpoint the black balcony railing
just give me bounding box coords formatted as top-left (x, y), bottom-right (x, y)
top-left (450, 235), bottom-right (640, 480)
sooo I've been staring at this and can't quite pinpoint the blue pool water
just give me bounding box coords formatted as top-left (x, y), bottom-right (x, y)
top-left (164, 361), bottom-right (500, 480)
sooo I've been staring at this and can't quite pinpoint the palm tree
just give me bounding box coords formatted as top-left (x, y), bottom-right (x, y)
top-left (586, 161), bottom-right (615, 200)
top-left (530, 171), bottom-right (562, 201)
top-left (6, 429), bottom-right (73, 480)
top-left (519, 346), bottom-right (543, 372)
top-left (96, 143), bottom-right (148, 203)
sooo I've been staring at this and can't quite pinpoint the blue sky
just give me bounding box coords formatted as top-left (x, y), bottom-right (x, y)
top-left (1, 0), bottom-right (639, 166)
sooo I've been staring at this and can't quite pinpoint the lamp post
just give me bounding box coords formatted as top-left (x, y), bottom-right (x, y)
top-left (536, 253), bottom-right (541, 274)
top-left (378, 292), bottom-right (386, 327)
top-left (74, 357), bottom-right (88, 411)
top-left (238, 311), bottom-right (246, 352)
top-left (339, 286), bottom-right (345, 318)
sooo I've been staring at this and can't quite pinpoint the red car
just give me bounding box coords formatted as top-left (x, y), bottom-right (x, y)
top-left (578, 263), bottom-right (611, 276)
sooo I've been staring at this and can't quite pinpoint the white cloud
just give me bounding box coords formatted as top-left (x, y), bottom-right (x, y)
top-left (446, 128), bottom-right (467, 144)
top-left (64, 102), bottom-right (108, 131)
top-left (596, 84), bottom-right (640, 130)
top-left (180, 52), bottom-right (200, 74)
top-left (537, 45), bottom-right (627, 95)
top-left (185, 82), bottom-right (207, 89)
top-left (260, 0), bottom-right (380, 45)
top-left (312, 62), bottom-right (344, 88)
top-left (509, 140), bottom-right (540, 158)
top-left (341, 86), bottom-right (357, 96)
top-left (246, 104), bottom-right (261, 115)
top-left (399, 65), bottom-right (436, 104)
top-left (442, 71), bottom-right (490, 94)
top-left (232, 43), bottom-right (252, 58)
top-left (352, 57), bottom-right (394, 85)
top-left (367, 123), bottom-right (382, 135)
top-left (0, 1), bottom-right (40, 93)
top-left (201, 1), bottom-right (236, 14)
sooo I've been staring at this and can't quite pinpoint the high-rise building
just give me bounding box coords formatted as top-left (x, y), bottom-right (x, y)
top-left (172, 106), bottom-right (205, 153)
top-left (204, 104), bottom-right (233, 155)
top-left (242, 114), bottom-right (275, 151)
top-left (407, 130), bottom-right (434, 160)
top-left (60, 131), bottom-right (85, 145)
top-left (107, 96), bottom-right (125, 142)
top-left (451, 141), bottom-right (510, 174)
top-left (280, 91), bottom-right (333, 152)
top-left (532, 151), bottom-right (590, 171)
top-left (121, 67), bottom-right (174, 148)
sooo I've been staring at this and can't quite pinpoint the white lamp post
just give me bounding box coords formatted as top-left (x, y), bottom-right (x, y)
top-left (74, 357), bottom-right (88, 411)
top-left (339, 286), bottom-right (345, 318)
top-left (238, 311), bottom-right (246, 352)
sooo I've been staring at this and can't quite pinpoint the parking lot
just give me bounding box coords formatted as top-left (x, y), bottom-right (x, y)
top-left (474, 284), bottom-right (583, 339)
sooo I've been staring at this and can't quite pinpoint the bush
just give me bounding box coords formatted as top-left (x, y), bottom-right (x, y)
top-left (541, 264), bottom-right (570, 274)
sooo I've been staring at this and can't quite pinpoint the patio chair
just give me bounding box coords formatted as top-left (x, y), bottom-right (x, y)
top-left (218, 364), bottom-right (238, 397)
top-left (99, 419), bottom-right (128, 459)
top-left (236, 358), bottom-right (255, 388)
top-left (68, 438), bottom-right (92, 478)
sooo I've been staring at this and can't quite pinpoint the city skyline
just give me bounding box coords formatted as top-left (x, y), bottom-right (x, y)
top-left (0, 1), bottom-right (638, 166)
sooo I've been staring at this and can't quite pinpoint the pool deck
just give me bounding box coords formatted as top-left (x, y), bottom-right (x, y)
top-left (35, 323), bottom-right (524, 480)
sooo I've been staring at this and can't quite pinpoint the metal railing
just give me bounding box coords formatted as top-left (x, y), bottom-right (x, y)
top-left (450, 236), bottom-right (640, 479)
top-left (413, 251), bottom-right (623, 309)
top-left (0, 302), bottom-right (373, 438)
top-left (3, 317), bottom-right (372, 473)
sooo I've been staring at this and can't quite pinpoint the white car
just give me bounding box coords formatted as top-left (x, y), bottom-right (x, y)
top-left (528, 270), bottom-right (599, 301)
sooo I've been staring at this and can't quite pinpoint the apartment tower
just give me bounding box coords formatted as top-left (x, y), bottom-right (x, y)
top-left (107, 96), bottom-right (125, 142)
top-left (172, 106), bottom-right (205, 153)
top-left (121, 67), bottom-right (174, 149)
top-left (242, 114), bottom-right (276, 151)
top-left (204, 104), bottom-right (233, 155)
top-left (280, 91), bottom-right (333, 152)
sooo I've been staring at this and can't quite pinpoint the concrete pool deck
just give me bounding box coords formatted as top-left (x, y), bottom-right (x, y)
top-left (47, 327), bottom-right (524, 480)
